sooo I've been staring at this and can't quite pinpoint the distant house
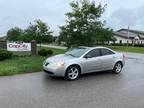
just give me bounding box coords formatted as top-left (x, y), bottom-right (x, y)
top-left (113, 29), bottom-right (144, 44)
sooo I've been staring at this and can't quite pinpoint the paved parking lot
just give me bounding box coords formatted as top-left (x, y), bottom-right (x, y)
top-left (0, 53), bottom-right (144, 108)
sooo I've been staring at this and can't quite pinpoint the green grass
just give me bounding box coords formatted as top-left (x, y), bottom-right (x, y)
top-left (0, 56), bottom-right (45, 76)
top-left (0, 47), bottom-right (66, 76)
top-left (12, 51), bottom-right (31, 56)
top-left (105, 46), bottom-right (144, 54)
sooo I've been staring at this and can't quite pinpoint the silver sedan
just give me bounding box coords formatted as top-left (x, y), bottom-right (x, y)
top-left (43, 47), bottom-right (125, 80)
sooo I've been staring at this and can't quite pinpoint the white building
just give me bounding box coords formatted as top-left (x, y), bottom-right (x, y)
top-left (113, 29), bottom-right (144, 44)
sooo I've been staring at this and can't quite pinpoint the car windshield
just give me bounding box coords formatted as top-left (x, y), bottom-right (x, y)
top-left (65, 47), bottom-right (89, 57)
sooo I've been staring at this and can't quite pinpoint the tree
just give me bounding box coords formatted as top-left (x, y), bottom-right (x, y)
top-left (23, 19), bottom-right (53, 43)
top-left (6, 27), bottom-right (23, 41)
top-left (23, 23), bottom-right (37, 42)
top-left (59, 0), bottom-right (113, 48)
top-left (96, 28), bottom-right (115, 44)
top-left (36, 20), bottom-right (53, 43)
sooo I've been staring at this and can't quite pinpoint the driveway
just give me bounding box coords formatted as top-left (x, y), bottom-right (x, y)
top-left (0, 53), bottom-right (144, 108)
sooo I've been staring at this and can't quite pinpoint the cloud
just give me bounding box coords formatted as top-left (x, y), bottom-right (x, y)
top-left (107, 5), bottom-right (144, 30)
top-left (0, 0), bottom-right (71, 36)
top-left (0, 0), bottom-right (144, 37)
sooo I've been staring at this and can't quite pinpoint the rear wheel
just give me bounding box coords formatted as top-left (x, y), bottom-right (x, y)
top-left (113, 62), bottom-right (122, 74)
top-left (65, 66), bottom-right (80, 81)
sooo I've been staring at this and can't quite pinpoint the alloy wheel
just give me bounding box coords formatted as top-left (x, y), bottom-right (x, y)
top-left (113, 62), bottom-right (122, 74)
top-left (65, 66), bottom-right (80, 80)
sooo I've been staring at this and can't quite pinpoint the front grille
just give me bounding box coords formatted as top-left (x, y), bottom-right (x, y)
top-left (43, 69), bottom-right (54, 75)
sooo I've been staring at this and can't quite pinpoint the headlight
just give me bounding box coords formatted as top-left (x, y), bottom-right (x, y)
top-left (57, 62), bottom-right (65, 67)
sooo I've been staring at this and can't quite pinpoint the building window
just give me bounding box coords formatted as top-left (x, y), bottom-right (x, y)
top-left (119, 40), bottom-right (122, 44)
top-left (127, 40), bottom-right (129, 44)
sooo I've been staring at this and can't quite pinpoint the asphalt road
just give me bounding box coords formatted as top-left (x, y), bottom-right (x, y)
top-left (0, 53), bottom-right (144, 108)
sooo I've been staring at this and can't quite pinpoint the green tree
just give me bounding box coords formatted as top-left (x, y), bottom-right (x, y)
top-left (59, 0), bottom-right (113, 48)
top-left (23, 23), bottom-right (37, 42)
top-left (36, 20), bottom-right (53, 43)
top-left (23, 19), bottom-right (53, 43)
top-left (96, 28), bottom-right (114, 44)
top-left (6, 27), bottom-right (23, 41)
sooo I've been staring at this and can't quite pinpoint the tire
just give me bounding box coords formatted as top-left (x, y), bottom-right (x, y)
top-left (113, 62), bottom-right (123, 74)
top-left (65, 65), bottom-right (81, 81)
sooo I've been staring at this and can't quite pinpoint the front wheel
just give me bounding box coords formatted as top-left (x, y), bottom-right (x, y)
top-left (65, 66), bottom-right (80, 81)
top-left (113, 62), bottom-right (123, 74)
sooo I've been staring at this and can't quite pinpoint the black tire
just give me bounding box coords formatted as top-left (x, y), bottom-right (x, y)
top-left (113, 62), bottom-right (123, 74)
top-left (65, 65), bottom-right (81, 81)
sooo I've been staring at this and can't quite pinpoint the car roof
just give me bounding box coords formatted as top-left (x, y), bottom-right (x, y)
top-left (90, 46), bottom-right (117, 53)
top-left (91, 46), bottom-right (110, 49)
top-left (79, 46), bottom-right (110, 50)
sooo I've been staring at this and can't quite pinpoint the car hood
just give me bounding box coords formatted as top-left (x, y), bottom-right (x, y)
top-left (46, 54), bottom-right (75, 63)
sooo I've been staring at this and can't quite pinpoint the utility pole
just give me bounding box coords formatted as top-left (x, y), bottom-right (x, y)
top-left (127, 25), bottom-right (130, 46)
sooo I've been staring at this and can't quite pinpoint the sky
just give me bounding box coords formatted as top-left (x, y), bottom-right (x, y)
top-left (0, 0), bottom-right (144, 37)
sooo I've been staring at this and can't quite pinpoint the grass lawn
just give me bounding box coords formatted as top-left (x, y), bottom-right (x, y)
top-left (0, 47), bottom-right (66, 76)
top-left (105, 46), bottom-right (144, 54)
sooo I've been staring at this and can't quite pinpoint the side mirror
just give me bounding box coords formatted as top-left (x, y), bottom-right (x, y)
top-left (84, 54), bottom-right (92, 59)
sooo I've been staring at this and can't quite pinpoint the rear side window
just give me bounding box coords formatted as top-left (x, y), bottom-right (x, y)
top-left (101, 48), bottom-right (115, 56)
top-left (85, 49), bottom-right (101, 58)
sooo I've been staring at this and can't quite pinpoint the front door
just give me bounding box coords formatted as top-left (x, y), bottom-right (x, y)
top-left (81, 49), bottom-right (102, 73)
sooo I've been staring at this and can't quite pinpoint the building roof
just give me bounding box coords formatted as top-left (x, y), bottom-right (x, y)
top-left (118, 29), bottom-right (144, 35)
top-left (113, 29), bottom-right (144, 40)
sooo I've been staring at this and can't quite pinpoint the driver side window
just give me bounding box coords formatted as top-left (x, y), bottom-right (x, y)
top-left (85, 49), bottom-right (101, 58)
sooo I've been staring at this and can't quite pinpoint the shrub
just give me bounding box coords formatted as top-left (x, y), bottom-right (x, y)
top-left (47, 50), bottom-right (53, 55)
top-left (110, 43), bottom-right (144, 47)
top-left (0, 49), bottom-right (13, 60)
top-left (134, 44), bottom-right (144, 47)
top-left (38, 49), bottom-right (53, 57)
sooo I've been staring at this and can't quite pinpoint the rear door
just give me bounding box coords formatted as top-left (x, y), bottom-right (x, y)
top-left (100, 48), bottom-right (116, 70)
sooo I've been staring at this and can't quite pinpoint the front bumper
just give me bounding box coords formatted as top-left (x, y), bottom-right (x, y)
top-left (43, 69), bottom-right (55, 75)
top-left (43, 63), bottom-right (65, 77)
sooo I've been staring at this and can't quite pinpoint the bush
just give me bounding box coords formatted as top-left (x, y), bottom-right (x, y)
top-left (110, 43), bottom-right (144, 47)
top-left (110, 43), bottom-right (130, 46)
top-left (38, 49), bottom-right (53, 57)
top-left (0, 49), bottom-right (13, 60)
top-left (134, 44), bottom-right (144, 47)
top-left (47, 50), bottom-right (53, 55)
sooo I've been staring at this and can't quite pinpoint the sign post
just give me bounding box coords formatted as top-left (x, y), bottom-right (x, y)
top-left (31, 40), bottom-right (37, 56)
